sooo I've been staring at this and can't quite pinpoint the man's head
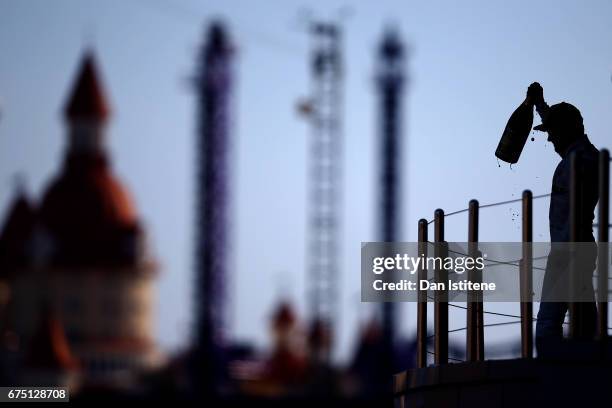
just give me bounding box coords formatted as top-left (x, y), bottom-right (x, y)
top-left (534, 102), bottom-right (584, 156)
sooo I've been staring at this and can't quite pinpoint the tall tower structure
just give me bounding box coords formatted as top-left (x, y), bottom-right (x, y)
top-left (194, 21), bottom-right (233, 386)
top-left (305, 22), bottom-right (343, 363)
top-left (376, 29), bottom-right (405, 345)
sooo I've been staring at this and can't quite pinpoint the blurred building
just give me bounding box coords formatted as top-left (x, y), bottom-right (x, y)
top-left (376, 27), bottom-right (405, 347)
top-left (0, 52), bottom-right (161, 389)
top-left (192, 21), bottom-right (234, 392)
top-left (304, 23), bottom-right (343, 366)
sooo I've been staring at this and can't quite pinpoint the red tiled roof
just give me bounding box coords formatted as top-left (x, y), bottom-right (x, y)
top-left (266, 348), bottom-right (307, 385)
top-left (39, 153), bottom-right (141, 267)
top-left (41, 156), bottom-right (136, 231)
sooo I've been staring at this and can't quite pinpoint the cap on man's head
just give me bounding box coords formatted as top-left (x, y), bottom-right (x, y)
top-left (534, 102), bottom-right (583, 133)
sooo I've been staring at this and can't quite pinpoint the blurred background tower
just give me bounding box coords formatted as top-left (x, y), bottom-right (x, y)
top-left (376, 29), bottom-right (405, 351)
top-left (194, 21), bottom-right (233, 390)
top-left (0, 52), bottom-right (161, 388)
top-left (305, 22), bottom-right (343, 364)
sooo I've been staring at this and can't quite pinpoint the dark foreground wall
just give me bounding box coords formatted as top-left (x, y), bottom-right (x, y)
top-left (395, 343), bottom-right (612, 408)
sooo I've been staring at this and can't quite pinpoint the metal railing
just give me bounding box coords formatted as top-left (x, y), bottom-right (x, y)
top-left (415, 148), bottom-right (610, 367)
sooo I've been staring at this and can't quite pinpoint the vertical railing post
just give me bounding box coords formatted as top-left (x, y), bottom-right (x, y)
top-left (417, 219), bottom-right (428, 368)
top-left (598, 149), bottom-right (609, 341)
top-left (569, 152), bottom-right (581, 339)
top-left (521, 190), bottom-right (533, 358)
top-left (467, 200), bottom-right (483, 361)
top-left (434, 209), bottom-right (448, 365)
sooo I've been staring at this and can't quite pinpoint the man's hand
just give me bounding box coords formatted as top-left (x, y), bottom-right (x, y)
top-left (527, 82), bottom-right (544, 106)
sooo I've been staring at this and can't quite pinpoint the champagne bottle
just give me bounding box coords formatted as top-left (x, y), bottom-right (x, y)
top-left (495, 97), bottom-right (534, 164)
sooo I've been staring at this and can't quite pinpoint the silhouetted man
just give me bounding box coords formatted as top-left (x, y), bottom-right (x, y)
top-left (529, 84), bottom-right (600, 356)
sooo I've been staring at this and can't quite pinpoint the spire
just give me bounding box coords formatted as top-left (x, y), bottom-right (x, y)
top-left (63, 51), bottom-right (110, 122)
top-left (0, 183), bottom-right (35, 270)
top-left (0, 187), bottom-right (34, 244)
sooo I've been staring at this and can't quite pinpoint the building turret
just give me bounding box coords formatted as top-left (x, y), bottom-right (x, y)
top-left (63, 52), bottom-right (110, 155)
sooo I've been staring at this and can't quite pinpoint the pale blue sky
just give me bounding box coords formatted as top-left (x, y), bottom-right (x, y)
top-left (1, 0), bottom-right (611, 361)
